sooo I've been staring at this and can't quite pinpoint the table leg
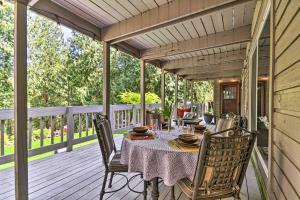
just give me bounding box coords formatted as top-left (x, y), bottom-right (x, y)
top-left (151, 177), bottom-right (159, 200)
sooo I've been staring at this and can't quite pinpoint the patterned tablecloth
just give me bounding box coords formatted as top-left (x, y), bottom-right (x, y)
top-left (120, 131), bottom-right (201, 186)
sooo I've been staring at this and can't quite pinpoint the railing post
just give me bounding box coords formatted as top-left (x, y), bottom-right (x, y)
top-left (109, 106), bottom-right (115, 131)
top-left (133, 106), bottom-right (137, 127)
top-left (66, 106), bottom-right (74, 152)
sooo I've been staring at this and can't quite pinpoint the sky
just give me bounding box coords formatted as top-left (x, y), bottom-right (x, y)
top-left (61, 25), bottom-right (72, 41)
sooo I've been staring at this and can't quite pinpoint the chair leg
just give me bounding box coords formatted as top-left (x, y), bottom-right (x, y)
top-left (170, 186), bottom-right (175, 200)
top-left (100, 171), bottom-right (109, 200)
top-left (143, 181), bottom-right (148, 200)
top-left (108, 172), bottom-right (114, 188)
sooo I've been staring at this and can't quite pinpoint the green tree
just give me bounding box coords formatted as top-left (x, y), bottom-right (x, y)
top-left (193, 81), bottom-right (214, 103)
top-left (110, 50), bottom-right (160, 104)
top-left (0, 2), bottom-right (13, 108)
top-left (27, 14), bottom-right (68, 107)
top-left (66, 31), bottom-right (103, 105)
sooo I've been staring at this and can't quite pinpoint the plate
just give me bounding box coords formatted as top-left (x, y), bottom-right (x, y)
top-left (129, 131), bottom-right (149, 136)
top-left (175, 138), bottom-right (201, 147)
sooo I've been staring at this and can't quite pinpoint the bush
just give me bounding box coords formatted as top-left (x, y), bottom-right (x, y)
top-left (32, 128), bottom-right (51, 140)
top-left (119, 91), bottom-right (160, 104)
top-left (4, 134), bottom-right (10, 145)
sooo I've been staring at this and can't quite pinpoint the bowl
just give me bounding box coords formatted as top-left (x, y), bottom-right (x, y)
top-left (178, 134), bottom-right (198, 144)
top-left (195, 125), bottom-right (206, 131)
top-left (133, 127), bottom-right (148, 133)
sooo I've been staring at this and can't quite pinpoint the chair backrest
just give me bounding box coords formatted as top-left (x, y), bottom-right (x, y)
top-left (93, 113), bottom-right (116, 168)
top-left (215, 113), bottom-right (239, 136)
top-left (192, 128), bottom-right (256, 199)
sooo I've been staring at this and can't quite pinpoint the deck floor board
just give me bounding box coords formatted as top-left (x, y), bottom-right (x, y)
top-left (0, 130), bottom-right (261, 200)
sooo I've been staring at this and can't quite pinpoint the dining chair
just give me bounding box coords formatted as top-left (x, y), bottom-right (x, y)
top-left (215, 113), bottom-right (240, 136)
top-left (173, 127), bottom-right (257, 200)
top-left (93, 113), bottom-right (148, 200)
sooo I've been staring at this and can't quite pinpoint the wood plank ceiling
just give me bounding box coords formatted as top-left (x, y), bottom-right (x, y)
top-left (31, 0), bottom-right (257, 80)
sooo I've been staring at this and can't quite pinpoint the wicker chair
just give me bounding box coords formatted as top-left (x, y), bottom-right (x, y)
top-left (93, 113), bottom-right (148, 200)
top-left (173, 127), bottom-right (257, 200)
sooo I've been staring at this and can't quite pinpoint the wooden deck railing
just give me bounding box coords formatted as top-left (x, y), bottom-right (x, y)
top-left (0, 103), bottom-right (160, 165)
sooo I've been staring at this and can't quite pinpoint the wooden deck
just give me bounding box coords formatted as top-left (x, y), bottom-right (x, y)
top-left (0, 133), bottom-right (262, 200)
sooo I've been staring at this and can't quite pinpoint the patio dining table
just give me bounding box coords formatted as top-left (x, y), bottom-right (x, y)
top-left (120, 131), bottom-right (202, 200)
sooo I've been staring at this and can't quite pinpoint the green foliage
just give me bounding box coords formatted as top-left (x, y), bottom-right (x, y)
top-left (193, 81), bottom-right (214, 103)
top-left (28, 14), bottom-right (68, 107)
top-left (163, 101), bottom-right (173, 119)
top-left (32, 129), bottom-right (51, 140)
top-left (145, 92), bottom-right (160, 104)
top-left (65, 31), bottom-right (103, 105)
top-left (119, 91), bottom-right (160, 104)
top-left (0, 2), bottom-right (13, 108)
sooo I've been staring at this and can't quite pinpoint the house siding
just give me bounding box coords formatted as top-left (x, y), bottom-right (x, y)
top-left (243, 0), bottom-right (300, 199)
top-left (271, 0), bottom-right (300, 199)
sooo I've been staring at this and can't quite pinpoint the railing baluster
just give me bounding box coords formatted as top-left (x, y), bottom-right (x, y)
top-left (51, 116), bottom-right (55, 144)
top-left (28, 118), bottom-right (32, 149)
top-left (133, 109), bottom-right (136, 127)
top-left (61, 115), bottom-right (64, 143)
top-left (1, 120), bottom-right (5, 156)
top-left (40, 117), bottom-right (44, 147)
top-left (85, 113), bottom-right (88, 136)
top-left (124, 110), bottom-right (127, 127)
top-left (79, 113), bottom-right (82, 138)
top-left (92, 113), bottom-right (95, 135)
top-left (117, 111), bottom-right (120, 129)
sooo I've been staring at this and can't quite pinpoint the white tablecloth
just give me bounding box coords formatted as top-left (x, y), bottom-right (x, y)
top-left (120, 131), bottom-right (199, 186)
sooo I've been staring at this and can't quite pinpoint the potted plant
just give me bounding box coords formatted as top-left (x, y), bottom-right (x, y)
top-left (163, 101), bottom-right (173, 132)
top-left (203, 112), bottom-right (213, 124)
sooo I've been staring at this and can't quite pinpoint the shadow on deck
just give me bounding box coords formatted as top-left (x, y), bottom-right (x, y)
top-left (0, 131), bottom-right (262, 200)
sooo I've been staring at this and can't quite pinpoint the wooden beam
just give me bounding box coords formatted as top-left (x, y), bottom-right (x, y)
top-left (111, 42), bottom-right (140, 58)
top-left (141, 25), bottom-right (251, 60)
top-left (184, 70), bottom-right (242, 80)
top-left (28, 0), bottom-right (39, 6)
top-left (30, 0), bottom-right (100, 40)
top-left (140, 60), bottom-right (146, 125)
top-left (14, 1), bottom-right (28, 199)
top-left (101, 0), bottom-right (252, 43)
top-left (161, 67), bottom-right (165, 110)
top-left (103, 42), bottom-right (110, 117)
top-left (175, 60), bottom-right (244, 75)
top-left (163, 50), bottom-right (246, 70)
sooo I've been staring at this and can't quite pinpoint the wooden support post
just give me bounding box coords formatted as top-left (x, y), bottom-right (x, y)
top-left (175, 75), bottom-right (179, 113)
top-left (184, 79), bottom-right (187, 107)
top-left (161, 67), bottom-right (165, 110)
top-left (14, 1), bottom-right (28, 199)
top-left (191, 80), bottom-right (194, 106)
top-left (103, 42), bottom-right (110, 118)
top-left (140, 60), bottom-right (146, 125)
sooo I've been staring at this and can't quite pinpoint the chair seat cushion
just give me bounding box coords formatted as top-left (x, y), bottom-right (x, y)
top-left (108, 151), bottom-right (128, 172)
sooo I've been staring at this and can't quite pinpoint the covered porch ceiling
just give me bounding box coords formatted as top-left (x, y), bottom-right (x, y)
top-left (28, 0), bottom-right (260, 81)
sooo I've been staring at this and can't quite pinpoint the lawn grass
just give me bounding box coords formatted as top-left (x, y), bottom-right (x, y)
top-left (0, 130), bottom-right (126, 171)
